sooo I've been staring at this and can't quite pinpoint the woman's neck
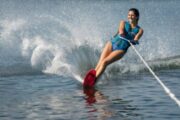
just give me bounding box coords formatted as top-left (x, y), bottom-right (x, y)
top-left (130, 21), bottom-right (138, 28)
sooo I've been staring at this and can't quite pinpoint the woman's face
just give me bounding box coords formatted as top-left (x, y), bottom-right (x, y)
top-left (128, 11), bottom-right (138, 23)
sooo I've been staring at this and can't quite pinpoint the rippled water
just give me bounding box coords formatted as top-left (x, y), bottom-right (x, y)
top-left (0, 69), bottom-right (179, 120)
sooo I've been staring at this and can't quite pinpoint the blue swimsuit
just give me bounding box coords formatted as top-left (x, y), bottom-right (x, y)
top-left (111, 21), bottom-right (140, 52)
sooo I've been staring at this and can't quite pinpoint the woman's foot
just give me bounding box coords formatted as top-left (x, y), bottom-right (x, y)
top-left (83, 69), bottom-right (96, 88)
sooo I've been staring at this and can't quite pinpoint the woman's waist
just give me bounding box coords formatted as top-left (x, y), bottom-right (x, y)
top-left (111, 34), bottom-right (130, 43)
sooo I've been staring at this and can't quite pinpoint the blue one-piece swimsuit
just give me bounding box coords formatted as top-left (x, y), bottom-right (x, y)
top-left (111, 21), bottom-right (140, 52)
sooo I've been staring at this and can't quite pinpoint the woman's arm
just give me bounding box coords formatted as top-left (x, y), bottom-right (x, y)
top-left (118, 20), bottom-right (126, 36)
top-left (134, 28), bottom-right (144, 41)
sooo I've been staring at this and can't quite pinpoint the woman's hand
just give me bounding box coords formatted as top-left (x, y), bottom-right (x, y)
top-left (129, 39), bottom-right (139, 45)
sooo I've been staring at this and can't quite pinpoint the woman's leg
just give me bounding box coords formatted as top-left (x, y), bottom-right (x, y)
top-left (96, 50), bottom-right (125, 79)
top-left (95, 41), bottom-right (112, 70)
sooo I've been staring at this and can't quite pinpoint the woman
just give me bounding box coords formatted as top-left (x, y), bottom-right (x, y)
top-left (83, 8), bottom-right (143, 87)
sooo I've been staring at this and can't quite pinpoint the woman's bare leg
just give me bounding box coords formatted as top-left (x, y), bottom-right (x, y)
top-left (95, 41), bottom-right (112, 70)
top-left (96, 50), bottom-right (125, 79)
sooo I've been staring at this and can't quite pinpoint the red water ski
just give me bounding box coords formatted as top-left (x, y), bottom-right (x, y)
top-left (83, 69), bottom-right (96, 88)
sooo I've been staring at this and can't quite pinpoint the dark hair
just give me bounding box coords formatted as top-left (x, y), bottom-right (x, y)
top-left (129, 8), bottom-right (140, 21)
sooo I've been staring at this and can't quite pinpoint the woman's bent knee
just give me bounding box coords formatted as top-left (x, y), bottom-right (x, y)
top-left (101, 59), bottom-right (110, 67)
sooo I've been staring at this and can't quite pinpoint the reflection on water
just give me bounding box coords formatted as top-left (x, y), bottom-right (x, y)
top-left (83, 87), bottom-right (108, 105)
top-left (83, 87), bottom-right (113, 119)
top-left (83, 87), bottom-right (141, 120)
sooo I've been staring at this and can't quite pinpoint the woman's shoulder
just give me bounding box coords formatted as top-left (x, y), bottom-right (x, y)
top-left (140, 27), bottom-right (144, 32)
top-left (138, 27), bottom-right (144, 34)
top-left (137, 25), bottom-right (143, 31)
top-left (137, 24), bottom-right (143, 30)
